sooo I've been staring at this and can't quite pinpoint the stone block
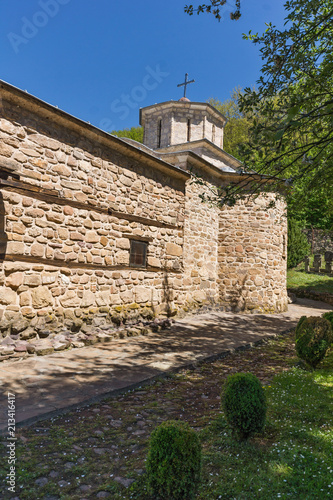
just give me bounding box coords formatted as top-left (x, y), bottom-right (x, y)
top-left (70, 232), bottom-right (84, 241)
top-left (6, 272), bottom-right (24, 289)
top-left (119, 174), bottom-right (133, 187)
top-left (30, 243), bottom-right (45, 258)
top-left (147, 257), bottom-right (161, 268)
top-left (7, 241), bottom-right (24, 255)
top-left (20, 327), bottom-right (36, 340)
top-left (41, 272), bottom-right (57, 285)
top-left (96, 291), bottom-right (110, 307)
top-left (85, 231), bottom-right (99, 243)
top-left (110, 294), bottom-right (121, 305)
top-left (115, 250), bottom-right (129, 265)
top-left (29, 134), bottom-right (60, 150)
top-left (166, 243), bottom-right (182, 256)
top-left (60, 291), bottom-right (81, 308)
top-left (134, 286), bottom-right (151, 303)
top-left (31, 286), bottom-right (54, 309)
top-left (0, 287), bottom-right (16, 305)
top-left (46, 212), bottom-right (64, 224)
top-left (192, 290), bottom-right (206, 303)
top-left (81, 291), bottom-right (96, 308)
top-left (11, 320), bottom-right (29, 334)
top-left (116, 238), bottom-right (130, 249)
top-left (0, 143), bottom-right (14, 157)
top-left (53, 164), bottom-right (72, 177)
top-left (120, 290), bottom-right (134, 303)
top-left (132, 179), bottom-right (142, 192)
top-left (24, 274), bottom-right (42, 287)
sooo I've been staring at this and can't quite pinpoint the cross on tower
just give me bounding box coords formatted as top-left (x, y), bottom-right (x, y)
top-left (177, 73), bottom-right (195, 98)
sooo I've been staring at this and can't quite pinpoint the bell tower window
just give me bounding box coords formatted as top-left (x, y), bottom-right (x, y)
top-left (157, 119), bottom-right (162, 148)
top-left (187, 119), bottom-right (191, 142)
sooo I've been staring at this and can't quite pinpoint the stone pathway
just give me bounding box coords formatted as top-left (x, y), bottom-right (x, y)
top-left (0, 297), bottom-right (331, 432)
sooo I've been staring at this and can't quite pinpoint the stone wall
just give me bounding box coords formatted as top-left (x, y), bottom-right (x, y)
top-left (141, 102), bottom-right (225, 150)
top-left (0, 83), bottom-right (288, 345)
top-left (218, 195), bottom-right (288, 313)
top-left (304, 228), bottom-right (333, 254)
top-left (0, 94), bottom-right (189, 337)
top-left (183, 178), bottom-right (220, 307)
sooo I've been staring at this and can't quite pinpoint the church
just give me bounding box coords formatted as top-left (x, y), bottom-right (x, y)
top-left (0, 79), bottom-right (288, 338)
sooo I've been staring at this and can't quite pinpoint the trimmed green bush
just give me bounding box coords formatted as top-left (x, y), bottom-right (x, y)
top-left (295, 315), bottom-right (307, 338)
top-left (295, 315), bottom-right (332, 368)
top-left (322, 312), bottom-right (333, 339)
top-left (222, 372), bottom-right (267, 440)
top-left (146, 420), bottom-right (201, 500)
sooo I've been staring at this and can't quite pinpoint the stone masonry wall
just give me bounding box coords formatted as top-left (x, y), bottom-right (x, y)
top-left (143, 109), bottom-right (172, 150)
top-left (183, 180), bottom-right (220, 307)
top-left (0, 88), bottom-right (288, 347)
top-left (0, 96), bottom-right (188, 337)
top-left (304, 228), bottom-right (333, 254)
top-left (218, 194), bottom-right (288, 313)
top-left (143, 104), bottom-right (224, 150)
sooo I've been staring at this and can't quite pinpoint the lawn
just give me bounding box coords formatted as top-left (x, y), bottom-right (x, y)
top-left (1, 332), bottom-right (332, 499)
top-left (288, 268), bottom-right (333, 294)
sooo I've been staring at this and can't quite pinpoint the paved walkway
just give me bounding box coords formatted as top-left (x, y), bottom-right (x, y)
top-left (0, 298), bottom-right (331, 432)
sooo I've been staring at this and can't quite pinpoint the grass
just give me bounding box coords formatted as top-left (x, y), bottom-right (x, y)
top-left (287, 254), bottom-right (333, 294)
top-left (0, 332), bottom-right (332, 499)
top-left (193, 364), bottom-right (333, 500)
top-left (287, 268), bottom-right (333, 294)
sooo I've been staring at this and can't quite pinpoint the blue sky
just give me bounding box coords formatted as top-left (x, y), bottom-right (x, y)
top-left (1, 0), bottom-right (287, 132)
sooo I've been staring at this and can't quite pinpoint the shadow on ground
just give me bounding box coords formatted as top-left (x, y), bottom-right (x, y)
top-left (0, 298), bottom-right (331, 430)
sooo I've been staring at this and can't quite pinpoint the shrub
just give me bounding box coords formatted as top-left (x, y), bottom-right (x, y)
top-left (295, 315), bottom-right (307, 338)
top-left (222, 372), bottom-right (267, 440)
top-left (295, 316), bottom-right (332, 368)
top-left (322, 312), bottom-right (333, 338)
top-left (287, 218), bottom-right (310, 269)
top-left (146, 420), bottom-right (201, 500)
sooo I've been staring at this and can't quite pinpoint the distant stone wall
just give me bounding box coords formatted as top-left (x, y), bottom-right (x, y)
top-left (304, 228), bottom-right (333, 254)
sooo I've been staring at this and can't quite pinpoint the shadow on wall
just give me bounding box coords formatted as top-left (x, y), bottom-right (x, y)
top-left (222, 274), bottom-right (248, 311)
top-left (0, 192), bottom-right (8, 261)
top-left (163, 271), bottom-right (173, 317)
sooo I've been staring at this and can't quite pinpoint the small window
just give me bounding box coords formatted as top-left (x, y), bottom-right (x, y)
top-left (212, 124), bottom-right (215, 143)
top-left (130, 240), bottom-right (147, 268)
top-left (187, 118), bottom-right (191, 142)
top-left (157, 119), bottom-right (162, 148)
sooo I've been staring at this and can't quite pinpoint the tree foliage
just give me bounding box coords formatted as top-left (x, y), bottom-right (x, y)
top-left (235, 0), bottom-right (333, 201)
top-left (190, 0), bottom-right (333, 216)
top-left (287, 217), bottom-right (310, 269)
top-left (209, 87), bottom-right (252, 159)
top-left (287, 182), bottom-right (333, 230)
top-left (185, 1), bottom-right (241, 21)
top-left (110, 126), bottom-right (143, 143)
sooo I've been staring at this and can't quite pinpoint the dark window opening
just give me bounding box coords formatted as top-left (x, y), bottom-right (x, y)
top-left (187, 119), bottom-right (191, 142)
top-left (212, 124), bottom-right (215, 143)
top-left (130, 240), bottom-right (148, 268)
top-left (157, 119), bottom-right (162, 148)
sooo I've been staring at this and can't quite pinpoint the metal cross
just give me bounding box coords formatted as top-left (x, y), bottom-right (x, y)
top-left (177, 73), bottom-right (195, 98)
